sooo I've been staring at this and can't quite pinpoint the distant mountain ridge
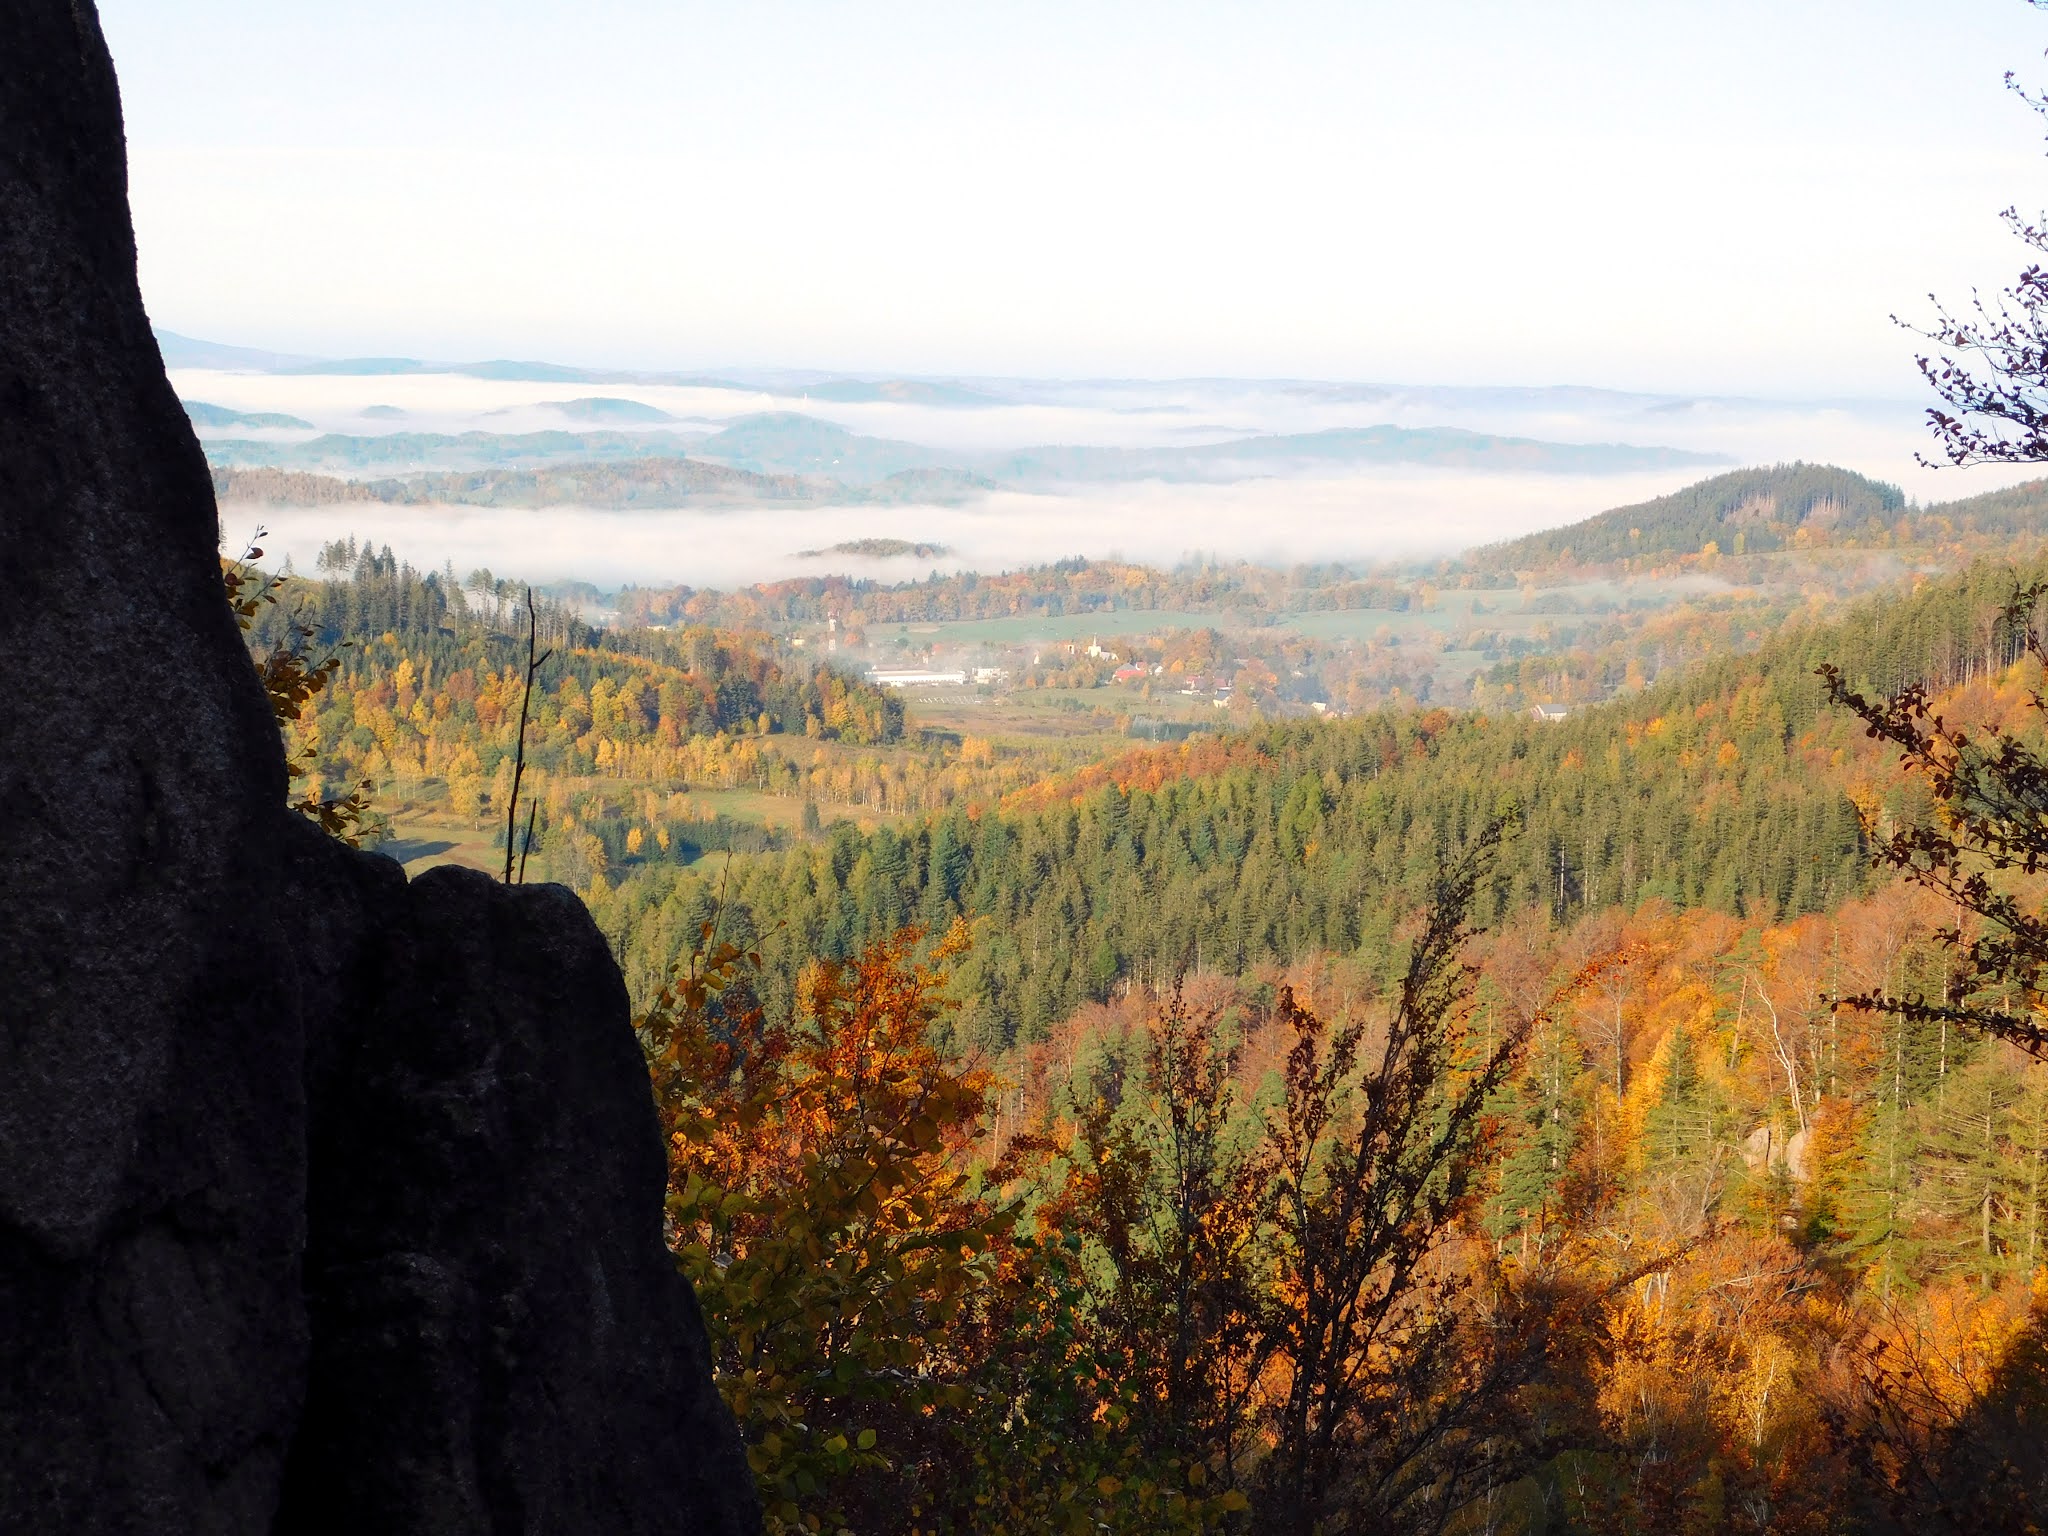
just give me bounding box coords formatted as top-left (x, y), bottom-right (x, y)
top-left (694, 413), bottom-right (938, 483)
top-left (976, 426), bottom-right (1722, 485)
top-left (209, 458), bottom-right (978, 511)
top-left (211, 457), bottom-right (817, 510)
top-left (198, 410), bottom-right (1723, 492)
top-left (155, 330), bottom-right (323, 371)
top-left (201, 429), bottom-right (709, 473)
top-left (160, 329), bottom-right (1879, 421)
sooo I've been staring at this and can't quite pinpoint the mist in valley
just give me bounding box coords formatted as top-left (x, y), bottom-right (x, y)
top-left (186, 362), bottom-right (2042, 593)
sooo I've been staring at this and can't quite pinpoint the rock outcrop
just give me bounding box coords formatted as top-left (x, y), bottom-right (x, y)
top-left (0, 5), bottom-right (756, 1532)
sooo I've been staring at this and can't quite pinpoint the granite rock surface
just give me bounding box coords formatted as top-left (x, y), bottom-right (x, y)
top-left (0, 5), bottom-right (755, 1531)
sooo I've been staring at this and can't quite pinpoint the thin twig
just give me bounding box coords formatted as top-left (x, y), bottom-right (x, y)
top-left (502, 586), bottom-right (553, 883)
top-left (518, 800), bottom-right (538, 885)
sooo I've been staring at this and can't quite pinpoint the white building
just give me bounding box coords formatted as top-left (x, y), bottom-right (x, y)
top-left (870, 667), bottom-right (969, 688)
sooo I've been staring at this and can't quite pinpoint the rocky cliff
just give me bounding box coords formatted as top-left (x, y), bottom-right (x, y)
top-left (0, 5), bottom-right (756, 1531)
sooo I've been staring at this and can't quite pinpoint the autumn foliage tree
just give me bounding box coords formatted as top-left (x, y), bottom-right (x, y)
top-left (639, 921), bottom-right (1008, 1533)
top-left (640, 920), bottom-right (1248, 1535)
top-left (1858, 17), bottom-right (2048, 1049)
top-left (1820, 586), bottom-right (2048, 1057)
top-left (1815, 588), bottom-right (2048, 1524)
top-left (1042, 820), bottom-right (1626, 1535)
top-left (637, 822), bottom-right (1568, 1534)
top-left (1047, 978), bottom-right (1269, 1497)
top-left (1254, 847), bottom-right (1535, 1536)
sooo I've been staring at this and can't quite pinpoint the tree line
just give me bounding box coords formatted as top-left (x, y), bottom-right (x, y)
top-left (583, 557), bottom-right (2048, 1041)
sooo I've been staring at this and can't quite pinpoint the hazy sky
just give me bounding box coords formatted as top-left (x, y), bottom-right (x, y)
top-left (100, 1), bottom-right (2048, 395)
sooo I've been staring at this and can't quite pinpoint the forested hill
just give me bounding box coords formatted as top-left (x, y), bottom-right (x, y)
top-left (616, 557), bottom-right (1416, 630)
top-left (583, 552), bottom-right (2048, 1045)
top-left (244, 542), bottom-right (907, 828)
top-left (1476, 462), bottom-right (1906, 566)
top-left (1475, 461), bottom-right (2048, 570)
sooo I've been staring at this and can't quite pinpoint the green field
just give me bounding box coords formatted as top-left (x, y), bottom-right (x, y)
top-left (376, 780), bottom-right (907, 881)
top-left (880, 578), bottom-right (1715, 651)
top-left (882, 609), bottom-right (1221, 646)
top-left (378, 814), bottom-right (501, 878)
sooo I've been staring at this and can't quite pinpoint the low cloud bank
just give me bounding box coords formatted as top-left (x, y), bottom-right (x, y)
top-left (233, 466), bottom-right (1716, 590)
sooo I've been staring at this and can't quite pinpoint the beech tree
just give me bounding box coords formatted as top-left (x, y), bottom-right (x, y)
top-left (1820, 591), bottom-right (2048, 1058)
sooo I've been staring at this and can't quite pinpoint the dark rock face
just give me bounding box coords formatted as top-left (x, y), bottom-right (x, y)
top-left (279, 864), bottom-right (750, 1534)
top-left (0, 6), bottom-right (756, 1533)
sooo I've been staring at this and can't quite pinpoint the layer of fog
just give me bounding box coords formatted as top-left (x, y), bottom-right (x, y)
top-left (173, 366), bottom-right (2039, 496)
top-left (229, 468), bottom-right (1743, 592)
top-left (187, 364), bottom-right (2047, 591)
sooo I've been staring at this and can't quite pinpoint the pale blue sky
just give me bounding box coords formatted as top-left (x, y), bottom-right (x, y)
top-left (99, 1), bottom-right (2048, 394)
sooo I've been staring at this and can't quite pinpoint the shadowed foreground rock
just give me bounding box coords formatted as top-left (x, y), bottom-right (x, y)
top-left (0, 4), bottom-right (756, 1532)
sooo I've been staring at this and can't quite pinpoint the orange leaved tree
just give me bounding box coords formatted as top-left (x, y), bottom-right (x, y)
top-left (640, 920), bottom-right (1005, 1533)
top-left (641, 919), bottom-right (1251, 1535)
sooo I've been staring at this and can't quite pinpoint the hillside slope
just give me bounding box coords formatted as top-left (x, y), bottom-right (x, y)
top-left (1476, 461), bottom-right (2048, 570)
top-left (1476, 462), bottom-right (1905, 565)
top-left (583, 551), bottom-right (2047, 1040)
